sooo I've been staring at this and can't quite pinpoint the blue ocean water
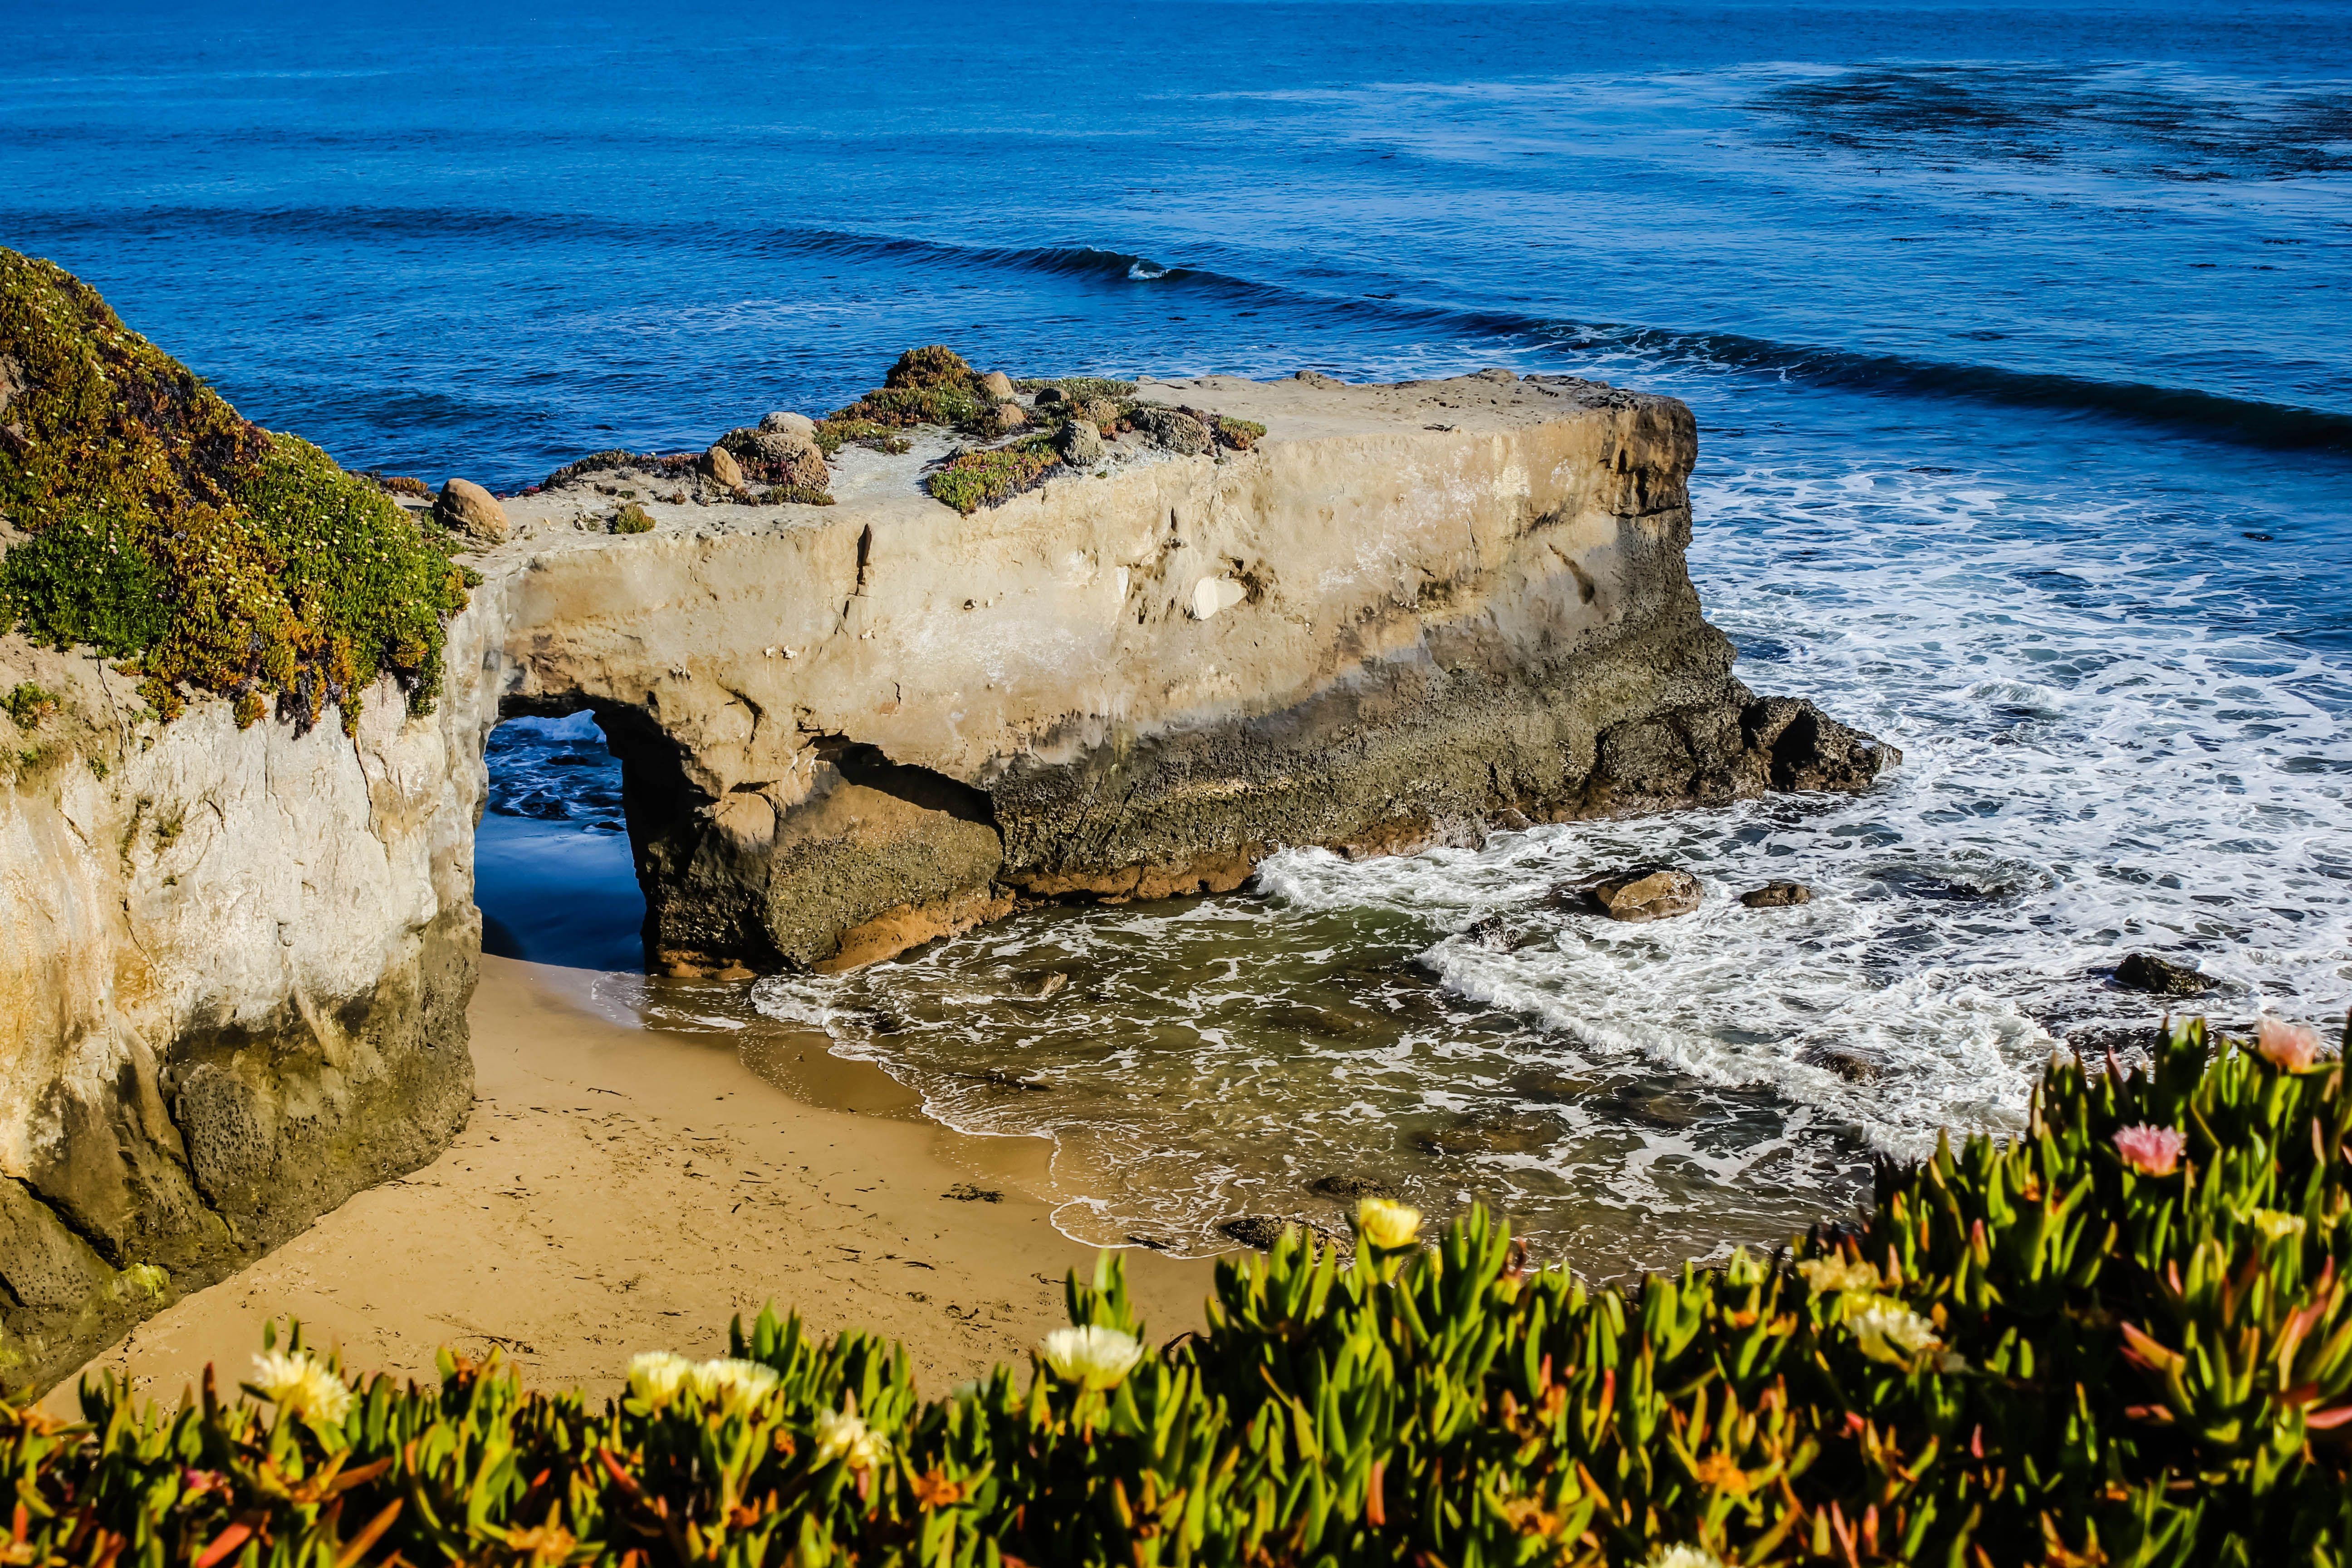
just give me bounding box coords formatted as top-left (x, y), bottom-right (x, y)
top-left (8, 0), bottom-right (2347, 1268)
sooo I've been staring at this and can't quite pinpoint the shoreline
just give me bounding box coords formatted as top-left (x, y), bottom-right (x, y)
top-left (45, 956), bottom-right (1215, 1416)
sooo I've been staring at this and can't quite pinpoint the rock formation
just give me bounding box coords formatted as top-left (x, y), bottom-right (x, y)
top-left (0, 291), bottom-right (1897, 1387)
top-left (483, 369), bottom-right (1895, 975)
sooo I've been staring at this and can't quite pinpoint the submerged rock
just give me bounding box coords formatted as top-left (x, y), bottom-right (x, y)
top-left (1308, 1174), bottom-right (1400, 1202)
top-left (2116, 951), bottom-right (2215, 996)
top-left (1217, 1215), bottom-right (1294, 1250)
top-left (1740, 880), bottom-right (1812, 908)
top-left (437, 477), bottom-right (510, 545)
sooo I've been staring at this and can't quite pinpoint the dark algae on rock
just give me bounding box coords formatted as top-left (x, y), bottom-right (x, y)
top-left (0, 250), bottom-right (471, 733)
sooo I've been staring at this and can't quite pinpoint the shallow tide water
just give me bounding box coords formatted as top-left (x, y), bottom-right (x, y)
top-left (8, 0), bottom-right (2348, 1274)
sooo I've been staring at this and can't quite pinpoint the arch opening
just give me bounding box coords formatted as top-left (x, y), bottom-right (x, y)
top-left (477, 706), bottom-right (649, 971)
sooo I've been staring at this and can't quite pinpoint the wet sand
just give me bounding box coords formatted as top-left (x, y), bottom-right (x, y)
top-left (48, 956), bottom-right (1215, 1416)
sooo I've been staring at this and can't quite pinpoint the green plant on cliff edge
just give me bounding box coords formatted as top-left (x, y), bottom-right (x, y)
top-left (7, 1014), bottom-right (2352, 1564)
top-left (0, 250), bottom-right (471, 733)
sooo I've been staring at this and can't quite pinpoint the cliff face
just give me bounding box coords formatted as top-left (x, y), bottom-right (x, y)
top-left (0, 626), bottom-right (495, 1391)
top-left (486, 371), bottom-right (1892, 974)
top-left (0, 367), bottom-right (1894, 1390)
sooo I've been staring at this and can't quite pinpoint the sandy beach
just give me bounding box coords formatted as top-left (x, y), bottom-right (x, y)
top-left (46, 956), bottom-right (1215, 1418)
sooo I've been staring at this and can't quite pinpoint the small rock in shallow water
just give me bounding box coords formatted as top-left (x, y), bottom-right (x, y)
top-left (1218, 1215), bottom-right (1294, 1250)
top-left (436, 477), bottom-right (509, 545)
top-left (1807, 1047), bottom-right (1879, 1083)
top-left (1578, 866), bottom-right (1702, 922)
top-left (2116, 951), bottom-right (2215, 996)
top-left (1740, 880), bottom-right (1812, 909)
top-left (1014, 970), bottom-right (1067, 1000)
top-left (1308, 1174), bottom-right (1399, 1201)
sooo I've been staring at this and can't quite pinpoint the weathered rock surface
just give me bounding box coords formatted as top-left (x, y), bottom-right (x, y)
top-left (0, 627), bottom-right (493, 1392)
top-left (699, 445), bottom-right (746, 490)
top-left (1056, 420), bottom-right (1106, 466)
top-left (1, 366), bottom-right (1897, 1387)
top-left (435, 477), bottom-right (509, 544)
top-left (1741, 880), bottom-right (1812, 909)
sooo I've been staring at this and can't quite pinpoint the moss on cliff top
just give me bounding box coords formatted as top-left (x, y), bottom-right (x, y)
top-left (0, 249), bottom-right (470, 731)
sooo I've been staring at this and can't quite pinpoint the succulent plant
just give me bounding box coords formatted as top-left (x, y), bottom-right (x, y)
top-left (6, 1015), bottom-right (2350, 1564)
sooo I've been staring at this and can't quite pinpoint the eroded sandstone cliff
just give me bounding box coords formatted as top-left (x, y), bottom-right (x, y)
top-left (480, 368), bottom-right (1893, 975)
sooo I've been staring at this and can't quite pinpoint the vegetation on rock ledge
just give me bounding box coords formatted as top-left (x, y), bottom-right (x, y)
top-left (6, 1015), bottom-right (2352, 1564)
top-left (0, 250), bottom-right (472, 732)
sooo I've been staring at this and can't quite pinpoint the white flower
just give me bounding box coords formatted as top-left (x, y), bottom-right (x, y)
top-left (1039, 1325), bottom-right (1146, 1391)
top-left (690, 1357), bottom-right (782, 1415)
top-left (1646, 1547), bottom-right (1725, 1568)
top-left (1796, 1254), bottom-right (1882, 1297)
top-left (627, 1350), bottom-right (694, 1410)
top-left (1355, 1197), bottom-right (1423, 1250)
top-left (1849, 1305), bottom-right (1944, 1366)
top-left (249, 1349), bottom-right (353, 1426)
top-left (812, 1406), bottom-right (890, 1470)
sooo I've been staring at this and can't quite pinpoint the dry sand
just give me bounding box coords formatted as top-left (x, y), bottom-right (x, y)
top-left (46, 956), bottom-right (1215, 1417)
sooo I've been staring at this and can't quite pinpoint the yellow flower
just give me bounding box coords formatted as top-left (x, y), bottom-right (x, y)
top-left (627, 1350), bottom-right (694, 1411)
top-left (812, 1405), bottom-right (891, 1470)
top-left (1797, 1254), bottom-right (1882, 1298)
top-left (248, 1349), bottom-right (353, 1426)
top-left (1356, 1197), bottom-right (1423, 1250)
top-left (1849, 1305), bottom-right (1943, 1366)
top-left (690, 1357), bottom-right (782, 1415)
top-left (1039, 1325), bottom-right (1146, 1391)
top-left (2247, 1208), bottom-right (2308, 1244)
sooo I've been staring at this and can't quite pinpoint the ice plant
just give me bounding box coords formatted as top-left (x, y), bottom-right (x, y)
top-left (690, 1357), bottom-right (782, 1414)
top-left (247, 1349), bottom-right (353, 1427)
top-left (1039, 1325), bottom-right (1146, 1391)
top-left (1797, 1252), bottom-right (1883, 1297)
top-left (2255, 1016), bottom-right (2322, 1071)
top-left (1849, 1304), bottom-right (1944, 1366)
top-left (626, 1350), bottom-right (694, 1411)
top-left (2112, 1123), bottom-right (2186, 1177)
top-left (1355, 1196), bottom-right (1424, 1250)
top-left (1646, 1548), bottom-right (1725, 1568)
top-left (812, 1405), bottom-right (889, 1470)
top-left (2246, 1208), bottom-right (2308, 1244)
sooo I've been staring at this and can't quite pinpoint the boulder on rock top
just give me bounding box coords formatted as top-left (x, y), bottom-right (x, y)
top-left (435, 477), bottom-right (509, 545)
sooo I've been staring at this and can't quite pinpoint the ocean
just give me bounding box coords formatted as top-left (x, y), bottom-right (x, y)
top-left (8, 0), bottom-right (2347, 1273)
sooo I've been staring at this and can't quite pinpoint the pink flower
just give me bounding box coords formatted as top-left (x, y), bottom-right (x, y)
top-left (2112, 1124), bottom-right (2186, 1177)
top-left (2255, 1016), bottom-right (2323, 1072)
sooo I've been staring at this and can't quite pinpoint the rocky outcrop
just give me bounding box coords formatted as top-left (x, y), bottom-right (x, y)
top-left (0, 364), bottom-right (1896, 1388)
top-left (0, 629), bottom-right (494, 1392)
top-left (482, 369), bottom-right (1896, 975)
